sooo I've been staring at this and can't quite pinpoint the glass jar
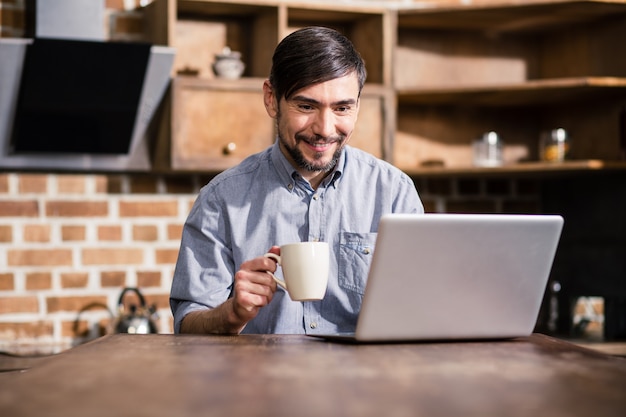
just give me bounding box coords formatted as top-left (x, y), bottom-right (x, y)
top-left (473, 131), bottom-right (503, 167)
top-left (540, 128), bottom-right (570, 162)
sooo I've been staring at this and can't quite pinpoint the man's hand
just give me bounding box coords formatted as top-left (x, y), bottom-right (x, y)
top-left (230, 246), bottom-right (280, 323)
top-left (179, 246), bottom-right (281, 334)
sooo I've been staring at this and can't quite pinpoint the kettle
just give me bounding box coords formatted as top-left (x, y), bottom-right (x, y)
top-left (115, 287), bottom-right (159, 334)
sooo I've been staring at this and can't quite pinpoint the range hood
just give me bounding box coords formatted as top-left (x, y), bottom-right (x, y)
top-left (0, 38), bottom-right (174, 171)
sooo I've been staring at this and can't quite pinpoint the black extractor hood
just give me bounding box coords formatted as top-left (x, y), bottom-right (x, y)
top-left (0, 38), bottom-right (174, 171)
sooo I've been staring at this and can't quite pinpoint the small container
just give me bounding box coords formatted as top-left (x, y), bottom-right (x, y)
top-left (212, 47), bottom-right (245, 79)
top-left (540, 128), bottom-right (570, 162)
top-left (473, 131), bottom-right (503, 167)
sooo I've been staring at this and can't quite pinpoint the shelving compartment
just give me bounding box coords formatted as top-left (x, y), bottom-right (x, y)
top-left (286, 6), bottom-right (389, 86)
top-left (393, 1), bottom-right (626, 172)
top-left (174, 1), bottom-right (279, 79)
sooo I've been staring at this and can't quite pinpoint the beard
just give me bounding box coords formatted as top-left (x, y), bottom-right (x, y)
top-left (279, 131), bottom-right (345, 173)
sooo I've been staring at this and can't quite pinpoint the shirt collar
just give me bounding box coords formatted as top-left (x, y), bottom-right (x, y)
top-left (270, 139), bottom-right (344, 190)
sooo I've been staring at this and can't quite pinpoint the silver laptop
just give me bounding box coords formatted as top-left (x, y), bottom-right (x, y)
top-left (311, 213), bottom-right (564, 342)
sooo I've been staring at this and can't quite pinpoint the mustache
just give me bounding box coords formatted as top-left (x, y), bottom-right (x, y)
top-left (295, 133), bottom-right (345, 145)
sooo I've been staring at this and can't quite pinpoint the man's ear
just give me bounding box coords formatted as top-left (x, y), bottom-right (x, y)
top-left (263, 80), bottom-right (278, 118)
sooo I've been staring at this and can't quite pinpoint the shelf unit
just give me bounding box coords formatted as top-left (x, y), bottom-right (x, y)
top-left (145, 0), bottom-right (626, 175)
top-left (393, 0), bottom-right (626, 173)
top-left (164, 0), bottom-right (394, 170)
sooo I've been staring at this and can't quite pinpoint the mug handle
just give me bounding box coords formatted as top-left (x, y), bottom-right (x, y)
top-left (264, 253), bottom-right (287, 289)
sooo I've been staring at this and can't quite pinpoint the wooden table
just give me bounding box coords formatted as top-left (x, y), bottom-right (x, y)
top-left (1, 333), bottom-right (625, 417)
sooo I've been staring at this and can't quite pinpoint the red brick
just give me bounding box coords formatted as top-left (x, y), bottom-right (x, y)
top-left (155, 248), bottom-right (179, 264)
top-left (186, 198), bottom-right (195, 214)
top-left (98, 225), bottom-right (122, 241)
top-left (0, 173), bottom-right (9, 193)
top-left (0, 273), bottom-right (14, 290)
top-left (502, 200), bottom-right (541, 214)
top-left (137, 271), bottom-right (161, 288)
top-left (0, 200), bottom-right (39, 217)
top-left (133, 224), bottom-right (158, 241)
top-left (425, 178), bottom-right (452, 195)
top-left (119, 200), bottom-right (178, 217)
top-left (62, 225), bottom-right (86, 241)
top-left (457, 179), bottom-right (482, 195)
top-left (0, 296), bottom-right (39, 314)
top-left (420, 198), bottom-right (437, 213)
top-left (61, 272), bottom-right (89, 288)
top-left (445, 200), bottom-right (497, 213)
top-left (0, 322), bottom-right (53, 340)
top-left (57, 175), bottom-right (87, 194)
top-left (46, 201), bottom-right (108, 217)
top-left (105, 175), bottom-right (124, 194)
top-left (95, 176), bottom-right (108, 194)
top-left (23, 224), bottom-right (51, 242)
top-left (8, 249), bottom-right (73, 266)
top-left (82, 248), bottom-right (143, 265)
top-left (47, 295), bottom-right (108, 313)
top-left (143, 293), bottom-right (170, 310)
top-left (516, 179), bottom-right (540, 196)
top-left (0, 225), bottom-right (12, 242)
top-left (163, 176), bottom-right (196, 194)
top-left (129, 176), bottom-right (158, 193)
top-left (101, 271), bottom-right (127, 287)
top-left (167, 224), bottom-right (183, 241)
top-left (26, 272), bottom-right (53, 290)
top-left (18, 174), bottom-right (48, 193)
top-left (485, 179), bottom-right (511, 196)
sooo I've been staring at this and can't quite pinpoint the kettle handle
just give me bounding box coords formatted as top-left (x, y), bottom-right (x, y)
top-left (117, 287), bottom-right (147, 313)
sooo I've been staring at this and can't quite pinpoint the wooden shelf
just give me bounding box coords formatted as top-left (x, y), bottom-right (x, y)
top-left (403, 160), bottom-right (626, 178)
top-left (177, 0), bottom-right (277, 16)
top-left (397, 0), bottom-right (626, 34)
top-left (158, 0), bottom-right (626, 174)
top-left (397, 77), bottom-right (626, 107)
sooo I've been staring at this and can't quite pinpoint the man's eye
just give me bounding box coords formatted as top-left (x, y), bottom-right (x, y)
top-left (298, 104), bottom-right (313, 111)
top-left (336, 106), bottom-right (350, 113)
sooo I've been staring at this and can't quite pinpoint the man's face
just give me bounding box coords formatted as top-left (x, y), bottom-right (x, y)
top-left (264, 73), bottom-right (360, 175)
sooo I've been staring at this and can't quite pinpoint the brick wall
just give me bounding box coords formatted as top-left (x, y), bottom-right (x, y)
top-left (0, 0), bottom-right (147, 40)
top-left (0, 171), bottom-right (541, 352)
top-left (413, 175), bottom-right (541, 215)
top-left (0, 0), bottom-right (25, 38)
top-left (0, 172), bottom-right (213, 353)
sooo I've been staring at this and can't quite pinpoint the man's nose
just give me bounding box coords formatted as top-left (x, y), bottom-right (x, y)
top-left (312, 109), bottom-right (335, 138)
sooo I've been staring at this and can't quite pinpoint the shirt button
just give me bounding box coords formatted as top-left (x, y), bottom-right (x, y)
top-left (288, 184), bottom-right (294, 190)
top-left (313, 194), bottom-right (319, 200)
top-left (310, 322), bottom-right (318, 329)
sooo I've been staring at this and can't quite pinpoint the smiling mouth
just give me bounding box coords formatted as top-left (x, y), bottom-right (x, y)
top-left (298, 134), bottom-right (342, 153)
top-left (306, 141), bottom-right (334, 152)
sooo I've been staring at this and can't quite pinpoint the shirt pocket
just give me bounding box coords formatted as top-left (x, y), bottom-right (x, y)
top-left (338, 232), bottom-right (377, 295)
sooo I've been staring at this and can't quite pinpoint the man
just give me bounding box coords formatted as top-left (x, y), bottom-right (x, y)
top-left (170, 26), bottom-right (423, 335)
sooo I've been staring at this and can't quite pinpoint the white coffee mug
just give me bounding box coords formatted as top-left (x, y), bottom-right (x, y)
top-left (264, 242), bottom-right (329, 301)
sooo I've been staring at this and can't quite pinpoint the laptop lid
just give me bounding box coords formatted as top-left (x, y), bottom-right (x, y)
top-left (339, 213), bottom-right (564, 342)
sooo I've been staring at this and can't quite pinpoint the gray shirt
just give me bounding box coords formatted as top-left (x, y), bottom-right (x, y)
top-left (170, 141), bottom-right (424, 334)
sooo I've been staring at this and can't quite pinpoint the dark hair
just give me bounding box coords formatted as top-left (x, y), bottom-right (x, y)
top-left (269, 26), bottom-right (367, 101)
